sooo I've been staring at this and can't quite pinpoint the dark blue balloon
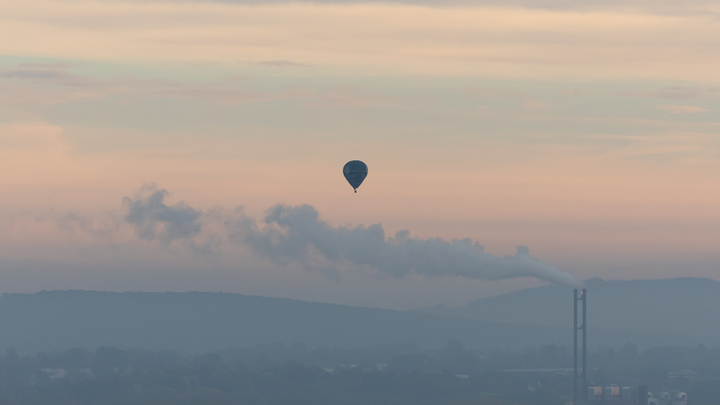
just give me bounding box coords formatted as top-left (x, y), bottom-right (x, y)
top-left (343, 160), bottom-right (368, 193)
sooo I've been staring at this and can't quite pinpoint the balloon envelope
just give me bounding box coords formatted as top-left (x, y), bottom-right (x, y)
top-left (343, 160), bottom-right (368, 192)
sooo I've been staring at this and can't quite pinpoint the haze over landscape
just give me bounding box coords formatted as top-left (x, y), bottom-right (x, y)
top-left (1, 0), bottom-right (720, 402)
top-left (0, 278), bottom-right (717, 355)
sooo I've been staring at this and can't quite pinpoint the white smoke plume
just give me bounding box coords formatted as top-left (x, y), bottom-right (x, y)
top-left (123, 185), bottom-right (202, 244)
top-left (122, 185), bottom-right (582, 287)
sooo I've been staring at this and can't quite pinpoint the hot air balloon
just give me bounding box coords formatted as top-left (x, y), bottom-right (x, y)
top-left (343, 160), bottom-right (368, 193)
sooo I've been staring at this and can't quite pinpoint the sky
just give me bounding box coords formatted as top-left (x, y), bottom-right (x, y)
top-left (1, 0), bottom-right (719, 309)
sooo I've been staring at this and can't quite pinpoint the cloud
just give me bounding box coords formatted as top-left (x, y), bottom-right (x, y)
top-left (462, 87), bottom-right (549, 110)
top-left (114, 185), bottom-right (581, 286)
top-left (558, 89), bottom-right (582, 96)
top-left (58, 213), bottom-right (112, 238)
top-left (0, 66), bottom-right (96, 87)
top-left (122, 184), bottom-right (202, 244)
top-left (240, 204), bottom-right (581, 286)
top-left (146, 84), bottom-right (273, 105)
top-left (0, 63), bottom-right (404, 108)
top-left (521, 99), bottom-right (550, 110)
top-left (4, 0), bottom-right (720, 80)
top-left (0, 65), bottom-right (106, 104)
top-left (619, 87), bottom-right (719, 100)
top-left (312, 87), bottom-right (396, 108)
top-left (658, 105), bottom-right (709, 114)
top-left (253, 60), bottom-right (306, 67)
top-left (0, 65), bottom-right (291, 106)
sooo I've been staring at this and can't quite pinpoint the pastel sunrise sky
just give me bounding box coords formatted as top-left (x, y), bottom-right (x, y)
top-left (1, 0), bottom-right (719, 309)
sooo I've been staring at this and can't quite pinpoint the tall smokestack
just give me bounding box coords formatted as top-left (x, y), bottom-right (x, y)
top-left (574, 289), bottom-right (578, 402)
top-left (574, 288), bottom-right (587, 404)
top-left (583, 288), bottom-right (587, 401)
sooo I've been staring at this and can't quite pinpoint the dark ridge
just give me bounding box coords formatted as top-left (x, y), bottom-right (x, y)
top-left (411, 277), bottom-right (720, 339)
top-left (0, 286), bottom-right (717, 354)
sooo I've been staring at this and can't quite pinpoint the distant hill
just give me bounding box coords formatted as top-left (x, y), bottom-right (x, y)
top-left (0, 290), bottom-right (566, 354)
top-left (412, 277), bottom-right (720, 341)
top-left (0, 287), bottom-right (715, 354)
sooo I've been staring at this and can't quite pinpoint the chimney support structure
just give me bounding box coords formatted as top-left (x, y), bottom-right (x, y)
top-left (574, 288), bottom-right (587, 404)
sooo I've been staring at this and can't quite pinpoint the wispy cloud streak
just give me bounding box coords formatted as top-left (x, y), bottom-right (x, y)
top-left (619, 87), bottom-right (720, 100)
top-left (3, 0), bottom-right (720, 79)
top-left (658, 105), bottom-right (709, 114)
